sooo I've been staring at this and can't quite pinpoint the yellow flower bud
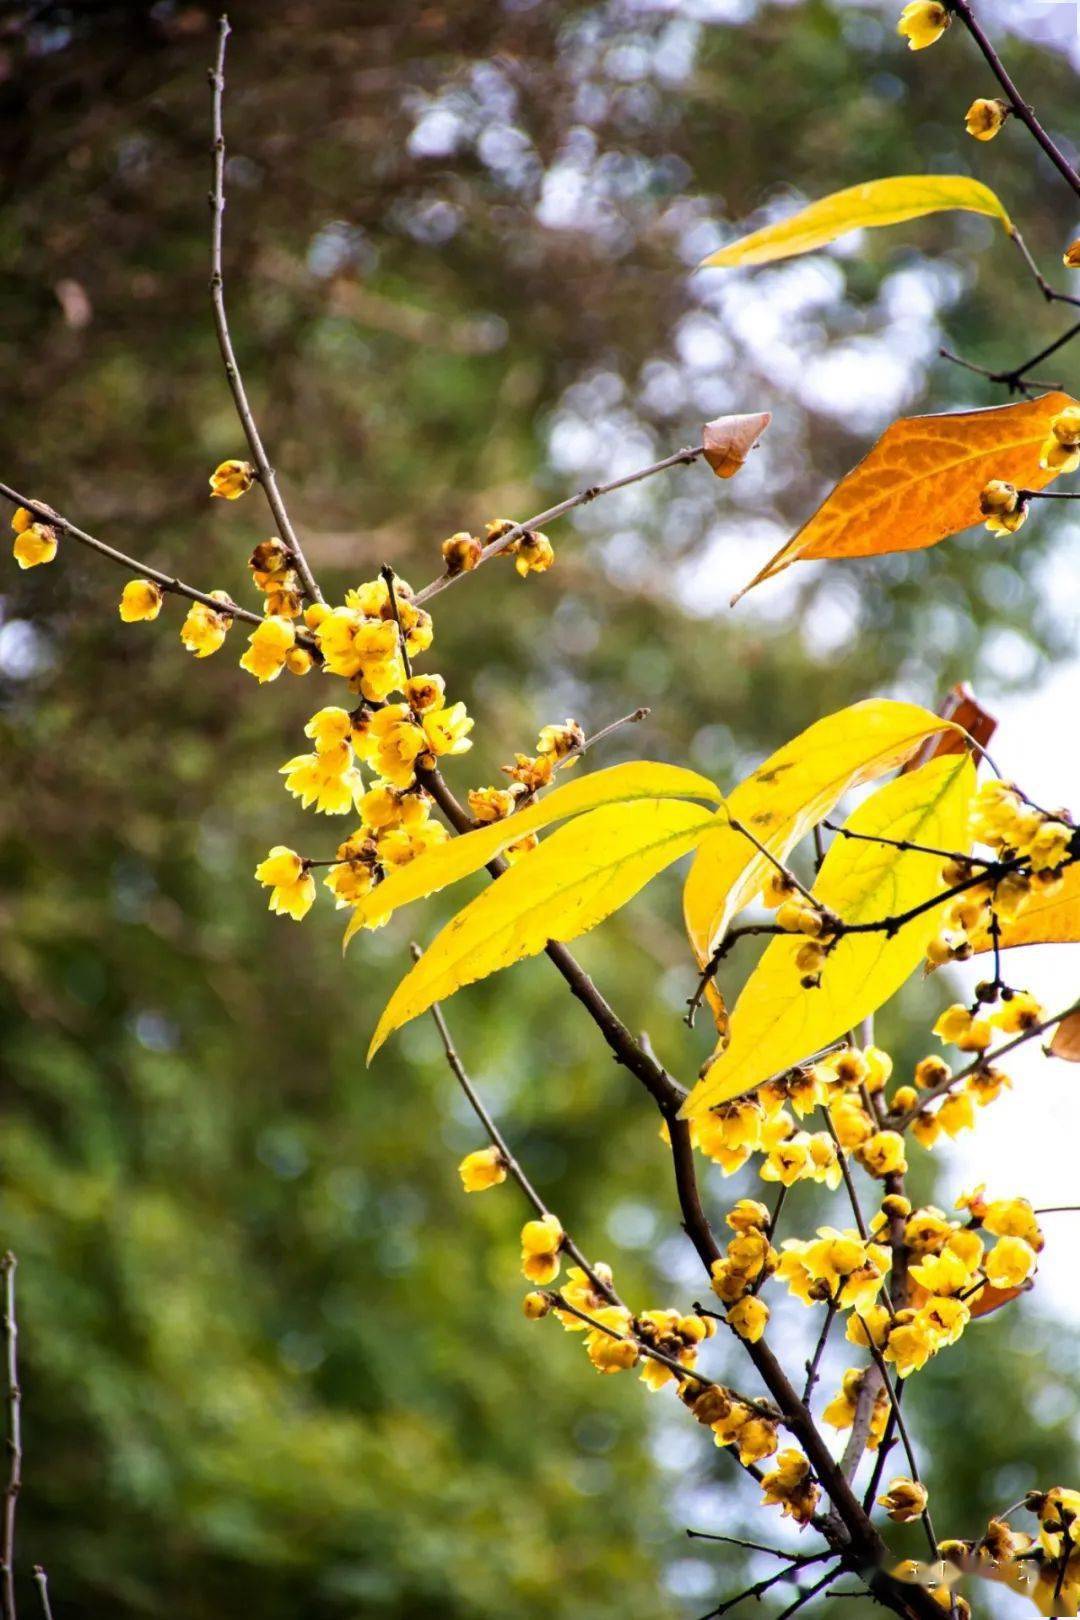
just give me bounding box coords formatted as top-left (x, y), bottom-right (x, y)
top-left (209, 458), bottom-right (255, 499)
top-left (458, 1146), bottom-right (507, 1193)
top-left (965, 98), bottom-right (1009, 141)
top-left (727, 1296), bottom-right (770, 1343)
top-left (522, 1291), bottom-right (551, 1319)
top-left (119, 579), bottom-right (164, 622)
top-left (897, 0), bottom-right (950, 50)
top-left (878, 1477), bottom-right (929, 1523)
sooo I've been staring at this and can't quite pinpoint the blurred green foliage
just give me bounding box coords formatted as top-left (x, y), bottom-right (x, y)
top-left (1, 1), bottom-right (1078, 1616)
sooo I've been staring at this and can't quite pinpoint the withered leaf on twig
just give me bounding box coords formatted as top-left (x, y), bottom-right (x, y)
top-left (702, 411), bottom-right (772, 479)
top-left (1049, 1009), bottom-right (1080, 1062)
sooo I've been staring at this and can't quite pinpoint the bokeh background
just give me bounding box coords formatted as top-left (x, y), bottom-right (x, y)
top-left (2, 1), bottom-right (1079, 1616)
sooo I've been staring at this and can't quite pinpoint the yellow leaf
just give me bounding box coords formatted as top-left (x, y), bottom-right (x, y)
top-left (343, 760), bottom-right (722, 947)
top-left (700, 174), bottom-right (1011, 270)
top-left (683, 699), bottom-right (961, 970)
top-left (368, 798), bottom-right (718, 1059)
top-left (683, 754), bottom-right (976, 1116)
top-left (969, 862), bottom-right (1080, 954)
top-left (732, 393), bottom-right (1075, 602)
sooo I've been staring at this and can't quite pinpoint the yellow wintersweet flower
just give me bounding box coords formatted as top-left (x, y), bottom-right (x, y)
top-left (937, 1091), bottom-right (976, 1139)
top-left (304, 707), bottom-right (355, 752)
top-left (254, 845), bottom-right (315, 921)
top-left (727, 1295), bottom-right (769, 1343)
top-left (933, 1003), bottom-right (992, 1052)
top-left (1066, 239), bottom-right (1080, 269)
top-left (1040, 407), bottom-right (1080, 475)
top-left (983, 1197), bottom-right (1043, 1249)
top-left (897, 0), bottom-right (950, 49)
top-left (209, 458), bottom-right (255, 499)
top-left (965, 98), bottom-right (1009, 141)
top-left (280, 743), bottom-right (364, 815)
top-left (467, 786), bottom-right (518, 824)
top-left (554, 1264), bottom-right (616, 1331)
top-left (979, 480), bottom-right (1027, 536)
top-left (879, 1478), bottom-right (929, 1523)
top-left (323, 834), bottom-right (378, 909)
top-left (583, 1306), bottom-right (638, 1373)
top-left (358, 705), bottom-right (427, 789)
top-left (118, 579), bottom-right (164, 622)
top-left (985, 1235), bottom-right (1037, 1289)
top-left (422, 702), bottom-right (474, 760)
top-left (239, 615), bottom-right (296, 682)
top-left (760, 1449), bottom-right (820, 1524)
top-left (506, 526), bottom-right (554, 578)
top-left (12, 510), bottom-right (59, 569)
top-left (441, 531), bottom-right (482, 576)
top-left (990, 990), bottom-right (1043, 1034)
top-left (180, 593), bottom-right (233, 658)
top-left (537, 719), bottom-right (585, 761)
top-left (520, 1213), bottom-right (563, 1285)
top-left (858, 1130), bottom-right (907, 1178)
top-left (458, 1146), bottom-right (507, 1193)
top-left (726, 1199), bottom-right (771, 1234)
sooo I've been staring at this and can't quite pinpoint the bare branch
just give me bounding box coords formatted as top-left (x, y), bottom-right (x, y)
top-left (413, 445), bottom-right (707, 606)
top-left (209, 16), bottom-right (323, 605)
top-left (0, 485), bottom-right (265, 628)
top-left (0, 1255), bottom-right (19, 1620)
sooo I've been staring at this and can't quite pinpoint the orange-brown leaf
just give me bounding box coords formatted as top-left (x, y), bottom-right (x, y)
top-left (732, 392), bottom-right (1076, 602)
top-left (702, 411), bottom-right (772, 478)
top-left (1049, 1009), bottom-right (1080, 1062)
top-left (970, 863), bottom-right (1080, 954)
top-left (901, 683), bottom-right (997, 775)
top-left (969, 1281), bottom-right (1029, 1321)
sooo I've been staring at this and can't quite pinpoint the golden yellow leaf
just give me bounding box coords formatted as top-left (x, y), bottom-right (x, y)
top-left (683, 699), bottom-right (961, 970)
top-left (343, 760), bottom-right (722, 947)
top-left (683, 754), bottom-right (976, 1116)
top-left (732, 392), bottom-right (1075, 602)
top-left (969, 862), bottom-right (1080, 954)
top-left (700, 175), bottom-right (1012, 270)
top-left (368, 798), bottom-right (718, 1059)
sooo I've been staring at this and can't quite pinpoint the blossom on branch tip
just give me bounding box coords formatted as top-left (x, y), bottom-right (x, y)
top-left (118, 579), bottom-right (164, 622)
top-left (979, 480), bottom-right (1027, 536)
top-left (254, 846), bottom-right (315, 921)
top-left (209, 458), bottom-right (254, 499)
top-left (897, 0), bottom-right (950, 49)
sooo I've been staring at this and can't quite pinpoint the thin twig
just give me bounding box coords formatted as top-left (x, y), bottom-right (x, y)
top-left (947, 0), bottom-right (1080, 202)
top-left (685, 1531), bottom-right (819, 1558)
top-left (855, 1317), bottom-right (938, 1562)
top-left (803, 1298), bottom-right (838, 1405)
top-left (0, 1255), bottom-right (19, 1620)
top-left (208, 15), bottom-right (323, 604)
top-left (890, 995), bottom-right (1080, 1129)
top-left (416, 947), bottom-right (620, 1308)
top-left (774, 1565), bottom-right (844, 1620)
top-left (30, 1573), bottom-right (50, 1620)
top-left (413, 445), bottom-right (707, 606)
top-left (696, 1550), bottom-right (837, 1620)
top-left (0, 485), bottom-right (264, 627)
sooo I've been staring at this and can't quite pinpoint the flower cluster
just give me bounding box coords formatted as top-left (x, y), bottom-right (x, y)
top-left (924, 777), bottom-right (1075, 970)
